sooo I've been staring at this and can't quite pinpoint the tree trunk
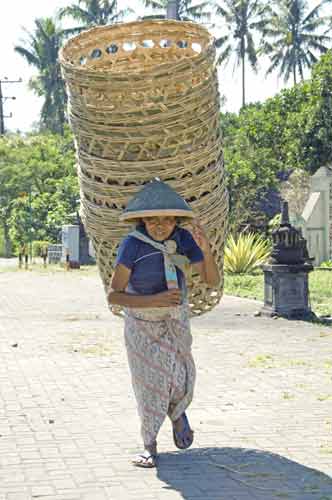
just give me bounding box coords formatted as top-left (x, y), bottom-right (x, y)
top-left (0, 81), bottom-right (5, 135)
top-left (242, 55), bottom-right (245, 107)
top-left (3, 221), bottom-right (11, 257)
top-left (293, 64), bottom-right (297, 85)
top-left (241, 38), bottom-right (246, 107)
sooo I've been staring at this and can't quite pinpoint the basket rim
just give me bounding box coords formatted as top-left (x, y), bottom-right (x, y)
top-left (59, 19), bottom-right (214, 76)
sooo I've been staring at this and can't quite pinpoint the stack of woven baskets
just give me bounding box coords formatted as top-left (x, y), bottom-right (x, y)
top-left (60, 19), bottom-right (228, 315)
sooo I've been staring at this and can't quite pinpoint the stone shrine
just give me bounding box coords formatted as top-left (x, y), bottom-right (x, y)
top-left (261, 201), bottom-right (314, 319)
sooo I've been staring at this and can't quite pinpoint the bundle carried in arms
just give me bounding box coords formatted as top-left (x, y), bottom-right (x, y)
top-left (60, 19), bottom-right (228, 316)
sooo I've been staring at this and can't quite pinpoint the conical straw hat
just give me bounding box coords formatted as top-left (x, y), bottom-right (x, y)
top-left (120, 179), bottom-right (195, 221)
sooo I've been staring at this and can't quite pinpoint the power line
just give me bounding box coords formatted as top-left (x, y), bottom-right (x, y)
top-left (0, 77), bottom-right (22, 134)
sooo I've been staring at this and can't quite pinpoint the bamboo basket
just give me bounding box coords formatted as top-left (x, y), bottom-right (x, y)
top-left (60, 19), bottom-right (228, 316)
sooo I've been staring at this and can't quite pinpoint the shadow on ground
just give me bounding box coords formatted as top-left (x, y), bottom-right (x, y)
top-left (156, 447), bottom-right (332, 500)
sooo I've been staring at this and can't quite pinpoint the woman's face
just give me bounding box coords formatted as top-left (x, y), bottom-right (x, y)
top-left (142, 216), bottom-right (177, 241)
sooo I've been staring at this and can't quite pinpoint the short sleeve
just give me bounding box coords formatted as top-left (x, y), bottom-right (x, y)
top-left (179, 228), bottom-right (204, 264)
top-left (115, 236), bottom-right (138, 270)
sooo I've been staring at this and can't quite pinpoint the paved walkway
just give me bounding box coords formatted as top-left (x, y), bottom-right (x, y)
top-left (0, 266), bottom-right (331, 500)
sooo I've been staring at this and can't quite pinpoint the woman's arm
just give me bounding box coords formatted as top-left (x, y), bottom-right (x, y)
top-left (107, 264), bottom-right (182, 307)
top-left (188, 220), bottom-right (220, 287)
top-left (192, 250), bottom-right (220, 287)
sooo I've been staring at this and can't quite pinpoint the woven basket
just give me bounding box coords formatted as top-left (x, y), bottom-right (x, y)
top-left (60, 19), bottom-right (228, 316)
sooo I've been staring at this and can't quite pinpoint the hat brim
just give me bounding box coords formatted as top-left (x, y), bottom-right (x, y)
top-left (120, 209), bottom-right (195, 222)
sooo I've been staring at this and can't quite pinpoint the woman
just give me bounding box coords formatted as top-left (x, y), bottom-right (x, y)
top-left (108, 180), bottom-right (220, 468)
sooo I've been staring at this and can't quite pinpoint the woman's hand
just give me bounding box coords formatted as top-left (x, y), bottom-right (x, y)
top-left (188, 219), bottom-right (210, 253)
top-left (151, 289), bottom-right (182, 307)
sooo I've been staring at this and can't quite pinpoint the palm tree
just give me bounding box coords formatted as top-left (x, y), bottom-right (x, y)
top-left (58, 0), bottom-right (133, 35)
top-left (142, 0), bottom-right (212, 22)
top-left (261, 0), bottom-right (331, 85)
top-left (214, 0), bottom-right (269, 108)
top-left (15, 18), bottom-right (66, 135)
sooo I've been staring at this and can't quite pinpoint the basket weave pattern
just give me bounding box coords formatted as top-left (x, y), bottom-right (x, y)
top-left (60, 20), bottom-right (228, 315)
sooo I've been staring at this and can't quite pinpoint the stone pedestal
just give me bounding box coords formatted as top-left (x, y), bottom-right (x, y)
top-left (261, 263), bottom-right (313, 319)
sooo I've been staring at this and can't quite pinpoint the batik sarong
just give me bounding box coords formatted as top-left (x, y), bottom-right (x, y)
top-left (124, 304), bottom-right (196, 447)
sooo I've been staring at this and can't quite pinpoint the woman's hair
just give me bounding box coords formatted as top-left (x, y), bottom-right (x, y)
top-left (135, 219), bottom-right (144, 228)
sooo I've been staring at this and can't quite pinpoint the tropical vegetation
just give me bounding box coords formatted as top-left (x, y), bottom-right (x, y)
top-left (214, 0), bottom-right (270, 107)
top-left (12, 0), bottom-right (332, 132)
top-left (261, 0), bottom-right (331, 85)
top-left (58, 0), bottom-right (132, 36)
top-left (14, 18), bottom-right (67, 134)
top-left (224, 233), bottom-right (271, 274)
top-left (142, 0), bottom-right (211, 21)
top-left (2, 1), bottom-right (332, 256)
top-left (0, 128), bottom-right (78, 256)
top-left (223, 50), bottom-right (332, 231)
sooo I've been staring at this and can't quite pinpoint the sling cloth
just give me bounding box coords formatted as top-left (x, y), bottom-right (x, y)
top-left (129, 229), bottom-right (190, 287)
top-left (123, 231), bottom-right (196, 447)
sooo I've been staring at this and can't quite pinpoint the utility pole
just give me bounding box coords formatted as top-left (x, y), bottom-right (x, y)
top-left (167, 0), bottom-right (179, 20)
top-left (0, 77), bottom-right (22, 134)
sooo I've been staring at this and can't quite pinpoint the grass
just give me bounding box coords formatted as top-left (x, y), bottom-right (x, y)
top-left (224, 270), bottom-right (332, 318)
top-left (0, 260), bottom-right (98, 275)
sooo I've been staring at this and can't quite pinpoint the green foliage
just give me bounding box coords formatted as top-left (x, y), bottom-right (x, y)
top-left (224, 233), bottom-right (271, 274)
top-left (222, 50), bottom-right (332, 231)
top-left (0, 128), bottom-right (78, 254)
top-left (299, 51), bottom-right (332, 171)
top-left (320, 261), bottom-right (332, 269)
top-left (32, 240), bottom-right (49, 257)
top-left (221, 108), bottom-right (283, 230)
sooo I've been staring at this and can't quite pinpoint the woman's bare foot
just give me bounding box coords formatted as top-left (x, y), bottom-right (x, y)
top-left (173, 416), bottom-right (185, 433)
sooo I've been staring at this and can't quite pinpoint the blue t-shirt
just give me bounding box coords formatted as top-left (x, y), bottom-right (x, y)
top-left (115, 225), bottom-right (204, 295)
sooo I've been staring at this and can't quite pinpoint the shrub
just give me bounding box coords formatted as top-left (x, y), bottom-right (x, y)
top-left (224, 233), bottom-right (271, 274)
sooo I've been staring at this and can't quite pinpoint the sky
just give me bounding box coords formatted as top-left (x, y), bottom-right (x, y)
top-left (0, 0), bottom-right (325, 133)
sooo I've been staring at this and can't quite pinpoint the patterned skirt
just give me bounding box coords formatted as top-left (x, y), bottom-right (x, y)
top-left (124, 304), bottom-right (196, 447)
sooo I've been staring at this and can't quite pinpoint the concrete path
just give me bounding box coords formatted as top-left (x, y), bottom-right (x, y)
top-left (0, 267), bottom-right (331, 500)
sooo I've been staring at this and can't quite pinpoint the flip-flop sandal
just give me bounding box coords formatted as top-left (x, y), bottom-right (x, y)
top-left (132, 450), bottom-right (157, 468)
top-left (172, 412), bottom-right (194, 450)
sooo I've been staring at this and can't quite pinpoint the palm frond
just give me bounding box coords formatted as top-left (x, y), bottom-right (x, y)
top-left (261, 0), bottom-right (331, 85)
top-left (216, 44), bottom-right (232, 65)
top-left (58, 5), bottom-right (95, 23)
top-left (246, 32), bottom-right (258, 69)
top-left (142, 0), bottom-right (165, 9)
top-left (302, 1), bottom-right (324, 25)
top-left (14, 46), bottom-right (41, 68)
